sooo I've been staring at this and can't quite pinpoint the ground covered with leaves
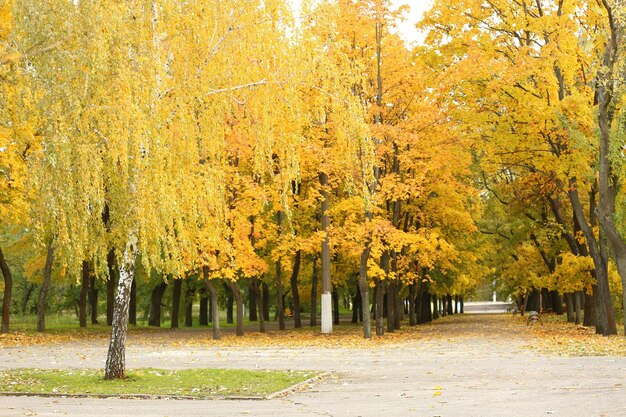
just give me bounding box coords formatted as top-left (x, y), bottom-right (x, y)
top-left (2, 314), bottom-right (626, 356)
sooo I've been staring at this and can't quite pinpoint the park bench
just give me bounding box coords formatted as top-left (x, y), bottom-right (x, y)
top-left (526, 310), bottom-right (543, 325)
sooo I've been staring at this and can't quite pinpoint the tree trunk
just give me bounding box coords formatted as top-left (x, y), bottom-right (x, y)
top-left (199, 290), bottom-right (208, 326)
top-left (106, 249), bottom-right (117, 326)
top-left (575, 292), bottom-right (582, 325)
top-left (0, 247), bottom-right (13, 333)
top-left (310, 257), bottom-right (318, 327)
top-left (89, 275), bottom-right (98, 324)
top-left (565, 293), bottom-right (575, 323)
top-left (275, 257), bottom-right (285, 330)
top-left (129, 277), bottom-right (136, 326)
top-left (454, 295), bottom-right (459, 314)
top-left (521, 291), bottom-right (530, 316)
top-left (332, 286), bottom-right (339, 325)
top-left (408, 284), bottom-right (416, 326)
top-left (224, 282), bottom-right (233, 324)
top-left (551, 291), bottom-right (564, 315)
top-left (415, 284), bottom-right (423, 324)
top-left (148, 282), bottom-right (167, 327)
top-left (252, 277), bottom-right (265, 333)
top-left (290, 250), bottom-right (302, 328)
top-left (460, 295), bottom-right (464, 314)
top-left (359, 245), bottom-right (372, 338)
top-left (446, 294), bottom-right (453, 315)
top-left (184, 281), bottom-right (193, 327)
top-left (248, 284), bottom-right (257, 322)
top-left (262, 282), bottom-right (270, 321)
top-left (425, 289), bottom-right (433, 321)
top-left (104, 244), bottom-right (137, 379)
top-left (595, 13), bottom-right (625, 336)
top-left (79, 261), bottom-right (89, 328)
top-left (374, 278), bottom-right (384, 335)
top-left (20, 282), bottom-right (34, 315)
top-left (584, 291), bottom-right (595, 327)
top-left (203, 267), bottom-right (220, 340)
top-left (319, 172), bottom-right (332, 334)
top-left (227, 280), bottom-right (244, 336)
top-left (170, 278), bottom-right (182, 329)
top-left (568, 179), bottom-right (616, 335)
top-left (36, 241), bottom-right (55, 332)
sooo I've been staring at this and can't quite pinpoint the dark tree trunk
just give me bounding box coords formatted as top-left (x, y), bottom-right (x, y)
top-left (575, 291), bottom-right (582, 325)
top-left (374, 279), bottom-right (384, 335)
top-left (248, 284), bottom-right (257, 322)
top-left (106, 249), bottom-right (117, 326)
top-left (148, 282), bottom-right (167, 327)
top-left (199, 291), bottom-right (208, 326)
top-left (36, 242), bottom-right (55, 332)
top-left (351, 275), bottom-right (362, 324)
top-left (184, 281), bottom-right (193, 327)
top-left (332, 286), bottom-right (339, 325)
top-left (359, 245), bottom-right (372, 338)
top-left (393, 281), bottom-right (401, 329)
top-left (275, 257), bottom-right (285, 330)
top-left (104, 246), bottom-right (137, 379)
top-left (224, 282), bottom-right (233, 324)
top-left (262, 282), bottom-right (270, 321)
top-left (584, 291), bottom-right (595, 327)
top-left (89, 276), bottom-right (98, 324)
top-left (0, 247), bottom-right (13, 333)
top-left (203, 267), bottom-right (220, 340)
top-left (551, 291), bottom-right (564, 315)
top-left (415, 284), bottom-right (423, 324)
top-left (565, 293), bottom-right (575, 323)
top-left (408, 284), bottom-right (416, 326)
top-left (252, 277), bottom-right (265, 332)
top-left (454, 295), bottom-right (459, 314)
top-left (425, 289), bottom-right (433, 321)
top-left (310, 257), bottom-right (318, 327)
top-left (129, 277), bottom-right (136, 326)
top-left (170, 279), bottom-right (182, 329)
top-left (79, 261), bottom-right (89, 328)
top-left (351, 289), bottom-right (359, 324)
top-left (229, 280), bottom-right (244, 336)
top-left (290, 250), bottom-right (302, 328)
top-left (446, 294), bottom-right (453, 315)
top-left (21, 282), bottom-right (34, 315)
top-left (460, 295), bottom-right (464, 314)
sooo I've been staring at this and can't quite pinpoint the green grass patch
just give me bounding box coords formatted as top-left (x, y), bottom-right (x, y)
top-left (0, 368), bottom-right (317, 398)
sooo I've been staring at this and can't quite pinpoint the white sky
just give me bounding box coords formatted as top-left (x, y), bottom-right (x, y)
top-left (290, 1), bottom-right (434, 46)
top-left (392, 0), bottom-right (433, 45)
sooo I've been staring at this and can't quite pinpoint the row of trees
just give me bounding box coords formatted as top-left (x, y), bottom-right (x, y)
top-left (5, 0), bottom-right (626, 381)
top-left (420, 0), bottom-right (626, 333)
top-left (0, 0), bottom-right (482, 379)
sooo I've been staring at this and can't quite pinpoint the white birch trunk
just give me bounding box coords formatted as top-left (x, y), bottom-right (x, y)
top-left (104, 243), bottom-right (138, 379)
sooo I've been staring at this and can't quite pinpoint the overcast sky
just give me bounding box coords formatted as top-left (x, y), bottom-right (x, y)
top-left (391, 0), bottom-right (433, 45)
top-left (289, 1), bottom-right (433, 45)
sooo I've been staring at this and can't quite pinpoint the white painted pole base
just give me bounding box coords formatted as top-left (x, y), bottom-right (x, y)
top-left (321, 292), bottom-right (332, 334)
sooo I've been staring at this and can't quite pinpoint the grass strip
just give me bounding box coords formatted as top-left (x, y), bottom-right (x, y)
top-left (0, 368), bottom-right (318, 398)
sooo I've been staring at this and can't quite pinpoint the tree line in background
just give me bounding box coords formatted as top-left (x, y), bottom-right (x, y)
top-left (1, 0), bottom-right (626, 379)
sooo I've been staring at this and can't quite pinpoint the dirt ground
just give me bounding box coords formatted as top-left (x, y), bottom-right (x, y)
top-left (1, 314), bottom-right (626, 417)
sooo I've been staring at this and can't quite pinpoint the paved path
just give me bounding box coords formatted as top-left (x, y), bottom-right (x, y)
top-left (1, 315), bottom-right (626, 417)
